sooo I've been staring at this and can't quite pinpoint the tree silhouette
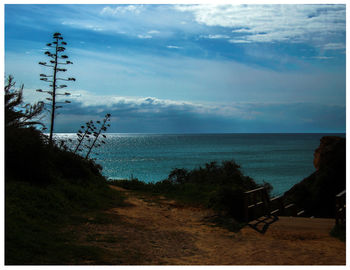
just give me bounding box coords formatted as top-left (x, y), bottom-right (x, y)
top-left (85, 114), bottom-right (111, 159)
top-left (37, 32), bottom-right (75, 145)
top-left (5, 75), bottom-right (44, 129)
top-left (74, 120), bottom-right (95, 154)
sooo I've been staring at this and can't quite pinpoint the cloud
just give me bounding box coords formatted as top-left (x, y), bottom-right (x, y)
top-left (323, 43), bottom-right (345, 50)
top-left (61, 20), bottom-right (105, 32)
top-left (100, 5), bottom-right (143, 16)
top-left (166, 45), bottom-right (182, 49)
top-left (202, 34), bottom-right (230, 39)
top-left (148, 30), bottom-right (160, 34)
top-left (175, 4), bottom-right (345, 47)
top-left (65, 91), bottom-right (224, 117)
top-left (313, 56), bottom-right (334, 60)
top-left (228, 39), bottom-right (250, 44)
top-left (28, 87), bottom-right (345, 133)
top-left (138, 34), bottom-right (152, 39)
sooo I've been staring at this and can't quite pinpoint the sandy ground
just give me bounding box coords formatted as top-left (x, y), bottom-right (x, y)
top-left (70, 185), bottom-right (346, 265)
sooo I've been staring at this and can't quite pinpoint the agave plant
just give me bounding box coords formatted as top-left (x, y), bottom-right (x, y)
top-left (85, 113), bottom-right (111, 159)
top-left (73, 114), bottom-right (111, 159)
top-left (37, 32), bottom-right (75, 145)
top-left (74, 120), bottom-right (95, 154)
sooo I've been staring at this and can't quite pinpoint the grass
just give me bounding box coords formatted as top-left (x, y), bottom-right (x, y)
top-left (5, 178), bottom-right (125, 265)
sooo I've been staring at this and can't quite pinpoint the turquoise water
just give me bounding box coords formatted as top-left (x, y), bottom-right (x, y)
top-left (55, 133), bottom-right (344, 195)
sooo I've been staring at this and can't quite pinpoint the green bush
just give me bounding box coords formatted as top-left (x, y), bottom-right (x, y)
top-left (208, 186), bottom-right (245, 219)
top-left (110, 160), bottom-right (270, 222)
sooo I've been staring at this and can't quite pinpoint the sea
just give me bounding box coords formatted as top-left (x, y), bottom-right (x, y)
top-left (54, 133), bottom-right (345, 196)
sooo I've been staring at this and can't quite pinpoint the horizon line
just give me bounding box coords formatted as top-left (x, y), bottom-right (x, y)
top-left (52, 132), bottom-right (346, 135)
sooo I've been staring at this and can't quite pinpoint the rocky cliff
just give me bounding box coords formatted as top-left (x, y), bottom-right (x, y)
top-left (283, 136), bottom-right (345, 218)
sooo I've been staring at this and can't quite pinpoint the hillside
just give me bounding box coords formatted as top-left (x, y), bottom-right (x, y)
top-left (5, 127), bottom-right (125, 264)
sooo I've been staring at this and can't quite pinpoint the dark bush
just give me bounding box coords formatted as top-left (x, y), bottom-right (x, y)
top-left (5, 126), bottom-right (52, 184)
top-left (208, 186), bottom-right (246, 220)
top-left (168, 168), bottom-right (189, 184)
top-left (110, 160), bottom-right (270, 222)
top-left (109, 178), bottom-right (151, 191)
top-left (5, 125), bottom-right (107, 187)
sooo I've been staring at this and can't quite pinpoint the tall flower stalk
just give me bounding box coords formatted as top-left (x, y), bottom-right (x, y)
top-left (85, 114), bottom-right (111, 159)
top-left (37, 32), bottom-right (75, 145)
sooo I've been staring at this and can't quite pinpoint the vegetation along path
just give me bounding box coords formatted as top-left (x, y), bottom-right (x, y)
top-left (65, 185), bottom-right (345, 265)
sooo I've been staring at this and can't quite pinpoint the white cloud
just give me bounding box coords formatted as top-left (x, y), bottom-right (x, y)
top-left (138, 34), bottom-right (152, 39)
top-left (148, 30), bottom-right (160, 34)
top-left (72, 92), bottom-right (192, 108)
top-left (228, 39), bottom-right (250, 44)
top-left (62, 20), bottom-right (105, 32)
top-left (232, 28), bottom-right (249, 33)
top-left (175, 4), bottom-right (345, 46)
top-left (166, 45), bottom-right (181, 49)
top-left (100, 5), bottom-right (143, 16)
top-left (62, 90), bottom-right (234, 117)
top-left (323, 43), bottom-right (345, 51)
top-left (313, 56), bottom-right (334, 60)
top-left (203, 34), bottom-right (230, 39)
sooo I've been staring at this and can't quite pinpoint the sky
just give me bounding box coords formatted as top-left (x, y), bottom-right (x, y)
top-left (4, 3), bottom-right (346, 133)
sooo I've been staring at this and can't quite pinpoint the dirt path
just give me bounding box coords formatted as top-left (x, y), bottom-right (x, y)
top-left (71, 186), bottom-right (345, 265)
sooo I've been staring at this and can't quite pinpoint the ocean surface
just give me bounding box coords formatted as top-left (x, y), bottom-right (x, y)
top-left (55, 133), bottom-right (344, 196)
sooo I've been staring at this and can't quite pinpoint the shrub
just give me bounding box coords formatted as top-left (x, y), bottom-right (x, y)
top-left (110, 160), bottom-right (270, 222)
top-left (208, 186), bottom-right (246, 220)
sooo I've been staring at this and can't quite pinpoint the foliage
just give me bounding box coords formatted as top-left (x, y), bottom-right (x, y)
top-left (5, 75), bottom-right (44, 129)
top-left (85, 114), bottom-right (111, 158)
top-left (37, 32), bottom-right (75, 145)
top-left (166, 160), bottom-right (258, 188)
top-left (74, 120), bottom-right (95, 153)
top-left (110, 160), bottom-right (270, 222)
top-left (74, 114), bottom-right (111, 159)
top-left (5, 122), bottom-right (103, 185)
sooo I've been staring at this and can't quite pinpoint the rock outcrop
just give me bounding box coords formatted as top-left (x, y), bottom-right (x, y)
top-left (313, 136), bottom-right (345, 171)
top-left (283, 136), bottom-right (345, 218)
